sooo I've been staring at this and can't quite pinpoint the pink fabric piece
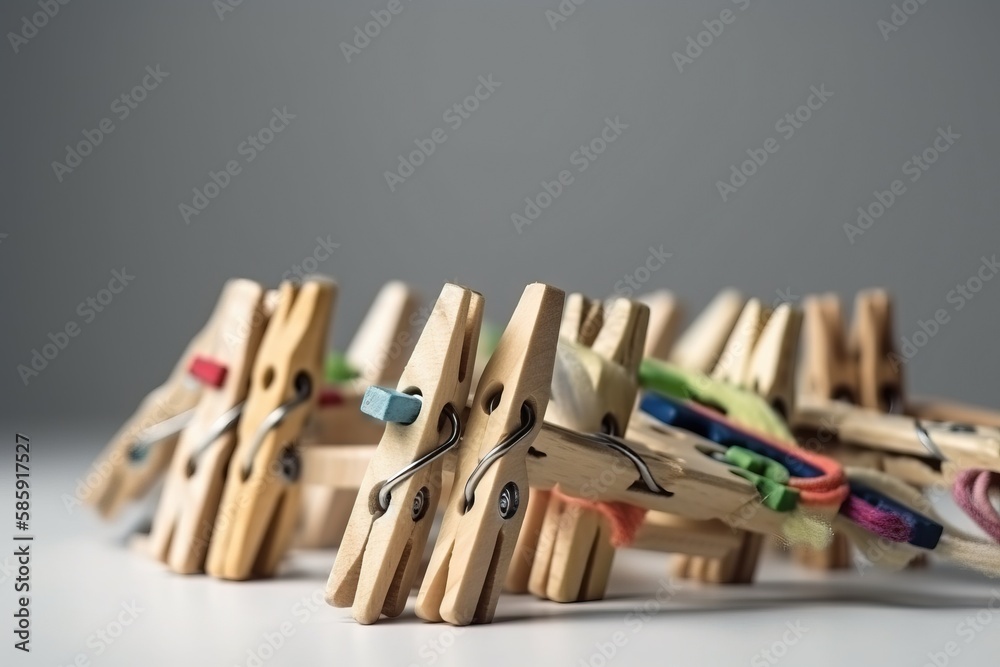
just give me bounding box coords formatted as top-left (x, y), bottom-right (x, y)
top-left (952, 469), bottom-right (1000, 543)
top-left (840, 494), bottom-right (911, 542)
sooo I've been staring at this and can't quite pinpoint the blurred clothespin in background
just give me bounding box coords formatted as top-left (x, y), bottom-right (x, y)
top-left (143, 279), bottom-right (271, 573)
top-left (206, 277), bottom-right (335, 580)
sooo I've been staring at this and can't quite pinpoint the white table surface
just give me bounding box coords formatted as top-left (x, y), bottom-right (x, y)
top-left (8, 424), bottom-right (1000, 666)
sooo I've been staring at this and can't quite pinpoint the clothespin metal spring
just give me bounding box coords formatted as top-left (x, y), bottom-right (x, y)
top-left (183, 402), bottom-right (245, 475)
top-left (377, 403), bottom-right (461, 514)
top-left (240, 371), bottom-right (313, 481)
top-left (462, 402), bottom-right (535, 514)
top-left (127, 408), bottom-right (197, 463)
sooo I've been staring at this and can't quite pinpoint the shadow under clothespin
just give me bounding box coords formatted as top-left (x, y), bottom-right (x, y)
top-left (205, 277), bottom-right (336, 580)
top-left (325, 283), bottom-right (483, 625)
top-left (141, 279), bottom-right (271, 574)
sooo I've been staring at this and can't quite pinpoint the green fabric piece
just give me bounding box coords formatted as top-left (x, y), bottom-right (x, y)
top-left (729, 468), bottom-right (799, 512)
top-left (638, 358), bottom-right (793, 441)
top-left (724, 446), bottom-right (790, 484)
top-left (325, 351), bottom-right (359, 383)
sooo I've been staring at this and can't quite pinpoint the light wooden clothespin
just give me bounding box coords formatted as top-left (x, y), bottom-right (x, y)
top-left (798, 289), bottom-right (901, 411)
top-left (671, 299), bottom-right (802, 584)
top-left (668, 289), bottom-right (745, 373)
top-left (505, 293), bottom-right (602, 594)
top-left (795, 402), bottom-right (1000, 483)
top-left (85, 282), bottom-right (254, 518)
top-left (416, 283), bottom-right (564, 626)
top-left (794, 289), bottom-right (901, 569)
top-left (144, 279), bottom-right (270, 573)
top-left (638, 290), bottom-right (683, 361)
top-left (298, 281), bottom-right (421, 548)
top-left (413, 400), bottom-right (816, 625)
top-left (205, 277), bottom-right (336, 580)
top-left (326, 283), bottom-right (483, 624)
top-left (851, 289), bottom-right (903, 412)
top-left (515, 297), bottom-right (648, 603)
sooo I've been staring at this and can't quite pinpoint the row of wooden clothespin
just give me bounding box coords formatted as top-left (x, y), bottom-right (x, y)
top-left (84, 277), bottom-right (1000, 626)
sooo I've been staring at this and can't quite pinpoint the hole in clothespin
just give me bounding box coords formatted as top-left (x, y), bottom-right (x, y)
top-left (947, 422), bottom-right (976, 433)
top-left (832, 386), bottom-right (855, 403)
top-left (497, 482), bottom-right (520, 520)
top-left (483, 386), bottom-right (504, 414)
top-left (261, 367), bottom-right (275, 389)
top-left (367, 484), bottom-right (385, 517)
top-left (294, 371), bottom-right (312, 398)
top-left (600, 414), bottom-right (619, 437)
top-left (412, 487), bottom-right (430, 521)
top-left (881, 386), bottom-right (902, 414)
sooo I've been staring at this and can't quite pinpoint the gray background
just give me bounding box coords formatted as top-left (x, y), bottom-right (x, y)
top-left (4, 0), bottom-right (1000, 421)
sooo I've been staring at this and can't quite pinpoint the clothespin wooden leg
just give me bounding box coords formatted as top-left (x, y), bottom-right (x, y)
top-left (507, 294), bottom-right (603, 594)
top-left (145, 279), bottom-right (269, 574)
top-left (206, 277), bottom-right (336, 580)
top-left (416, 283), bottom-right (564, 625)
top-left (525, 298), bottom-right (648, 603)
top-left (326, 284), bottom-right (483, 624)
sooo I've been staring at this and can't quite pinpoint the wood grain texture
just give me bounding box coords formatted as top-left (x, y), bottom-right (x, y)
top-left (416, 283), bottom-right (564, 626)
top-left (146, 279), bottom-right (267, 574)
top-left (327, 284), bottom-right (483, 624)
top-left (206, 277), bottom-right (335, 580)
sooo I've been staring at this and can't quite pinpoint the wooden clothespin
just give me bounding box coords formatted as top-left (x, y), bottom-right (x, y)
top-left (506, 293), bottom-right (602, 593)
top-left (798, 289), bottom-right (901, 411)
top-left (205, 277), bottom-right (336, 580)
top-left (298, 281), bottom-right (421, 548)
top-left (795, 401), bottom-right (1000, 482)
top-left (794, 288), bottom-right (901, 568)
top-left (416, 283), bottom-right (564, 626)
top-left (326, 283), bottom-right (483, 624)
top-left (671, 299), bottom-right (802, 584)
top-left (638, 290), bottom-right (683, 361)
top-left (144, 279), bottom-right (269, 573)
top-left (517, 297), bottom-right (648, 603)
top-left (851, 288), bottom-right (903, 412)
top-left (668, 289), bottom-right (745, 373)
top-left (560, 292), bottom-right (605, 347)
top-left (795, 289), bottom-right (902, 568)
top-left (85, 282), bottom-right (254, 518)
top-left (906, 398), bottom-right (1000, 429)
